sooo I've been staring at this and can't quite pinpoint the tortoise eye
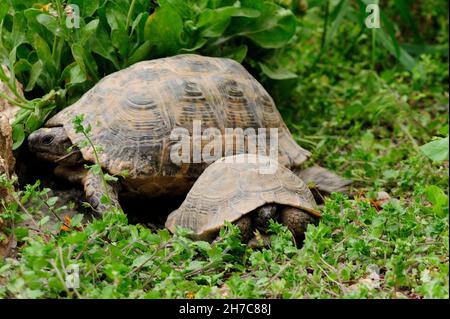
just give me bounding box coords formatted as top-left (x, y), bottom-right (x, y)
top-left (42, 135), bottom-right (55, 145)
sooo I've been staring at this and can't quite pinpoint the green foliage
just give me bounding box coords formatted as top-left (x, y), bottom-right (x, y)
top-left (420, 136), bottom-right (449, 162)
top-left (1, 0), bottom-right (297, 147)
top-left (0, 177), bottom-right (448, 298)
top-left (305, 0), bottom-right (448, 71)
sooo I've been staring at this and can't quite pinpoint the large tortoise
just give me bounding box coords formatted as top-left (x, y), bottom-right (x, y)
top-left (166, 154), bottom-right (320, 243)
top-left (28, 54), bottom-right (348, 213)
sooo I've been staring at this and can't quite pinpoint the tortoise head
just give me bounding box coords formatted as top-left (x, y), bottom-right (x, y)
top-left (28, 127), bottom-right (84, 166)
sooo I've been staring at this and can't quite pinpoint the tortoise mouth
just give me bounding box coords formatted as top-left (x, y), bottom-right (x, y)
top-left (35, 151), bottom-right (60, 162)
top-left (34, 150), bottom-right (81, 165)
top-left (55, 149), bottom-right (83, 164)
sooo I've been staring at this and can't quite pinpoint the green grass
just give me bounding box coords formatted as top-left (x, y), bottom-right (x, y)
top-left (0, 2), bottom-right (448, 298)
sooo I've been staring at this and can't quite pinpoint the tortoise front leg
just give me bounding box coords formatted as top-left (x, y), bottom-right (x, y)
top-left (82, 170), bottom-right (121, 215)
top-left (279, 207), bottom-right (318, 241)
top-left (233, 215), bottom-right (253, 242)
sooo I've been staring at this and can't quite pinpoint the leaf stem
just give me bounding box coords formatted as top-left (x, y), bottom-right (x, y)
top-left (0, 92), bottom-right (34, 110)
top-left (81, 132), bottom-right (113, 209)
top-left (315, 0), bottom-right (330, 65)
top-left (126, 0), bottom-right (137, 32)
top-left (398, 122), bottom-right (422, 155)
top-left (0, 67), bottom-right (27, 104)
top-left (371, 28), bottom-right (376, 70)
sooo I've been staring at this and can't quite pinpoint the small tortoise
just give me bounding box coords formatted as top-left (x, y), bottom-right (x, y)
top-left (28, 54), bottom-right (349, 213)
top-left (166, 154), bottom-right (320, 243)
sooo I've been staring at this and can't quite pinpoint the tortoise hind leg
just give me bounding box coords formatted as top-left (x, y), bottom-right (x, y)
top-left (83, 170), bottom-right (121, 216)
top-left (294, 166), bottom-right (352, 202)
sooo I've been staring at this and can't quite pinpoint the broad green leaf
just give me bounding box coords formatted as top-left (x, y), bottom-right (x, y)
top-left (38, 216), bottom-right (50, 227)
top-left (36, 14), bottom-right (59, 36)
top-left (12, 125), bottom-right (25, 150)
top-left (228, 1), bottom-right (297, 49)
top-left (46, 196), bottom-right (59, 206)
top-left (71, 0), bottom-right (100, 17)
top-left (90, 24), bottom-right (120, 70)
top-left (11, 11), bottom-right (27, 48)
top-left (47, 277), bottom-right (64, 291)
top-left (80, 19), bottom-right (99, 45)
top-left (131, 12), bottom-right (145, 33)
top-left (144, 4), bottom-right (184, 56)
top-left (25, 113), bottom-right (43, 132)
top-left (105, 1), bottom-right (127, 30)
top-left (61, 62), bottom-right (86, 86)
top-left (111, 29), bottom-right (129, 58)
top-left (424, 185), bottom-right (448, 208)
top-left (197, 6), bottom-right (260, 38)
top-left (158, 0), bottom-right (194, 20)
top-left (131, 11), bottom-right (148, 43)
top-left (126, 41), bottom-right (152, 66)
top-left (23, 8), bottom-right (53, 47)
top-left (8, 46), bottom-right (19, 77)
top-left (25, 60), bottom-right (43, 91)
top-left (424, 185), bottom-right (449, 217)
top-left (71, 43), bottom-right (99, 82)
top-left (227, 44), bottom-right (248, 63)
top-left (13, 59), bottom-right (32, 75)
top-left (180, 39), bottom-right (207, 53)
top-left (33, 34), bottom-right (56, 76)
top-left (420, 136), bottom-right (449, 162)
top-left (259, 62), bottom-right (297, 80)
top-left (64, 231), bottom-right (89, 244)
top-left (132, 254), bottom-right (153, 268)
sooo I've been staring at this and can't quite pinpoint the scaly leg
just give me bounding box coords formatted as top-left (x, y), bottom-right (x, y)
top-left (294, 166), bottom-right (352, 202)
top-left (233, 215), bottom-right (253, 242)
top-left (82, 170), bottom-right (121, 215)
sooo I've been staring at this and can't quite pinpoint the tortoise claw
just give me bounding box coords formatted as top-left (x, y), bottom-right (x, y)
top-left (83, 170), bottom-right (121, 216)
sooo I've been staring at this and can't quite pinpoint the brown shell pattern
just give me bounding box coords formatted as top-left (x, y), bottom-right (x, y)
top-left (46, 55), bottom-right (310, 184)
top-left (165, 154), bottom-right (319, 241)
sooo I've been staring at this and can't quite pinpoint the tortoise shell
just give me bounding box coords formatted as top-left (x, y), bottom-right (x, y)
top-left (46, 54), bottom-right (310, 197)
top-left (165, 154), bottom-right (320, 241)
